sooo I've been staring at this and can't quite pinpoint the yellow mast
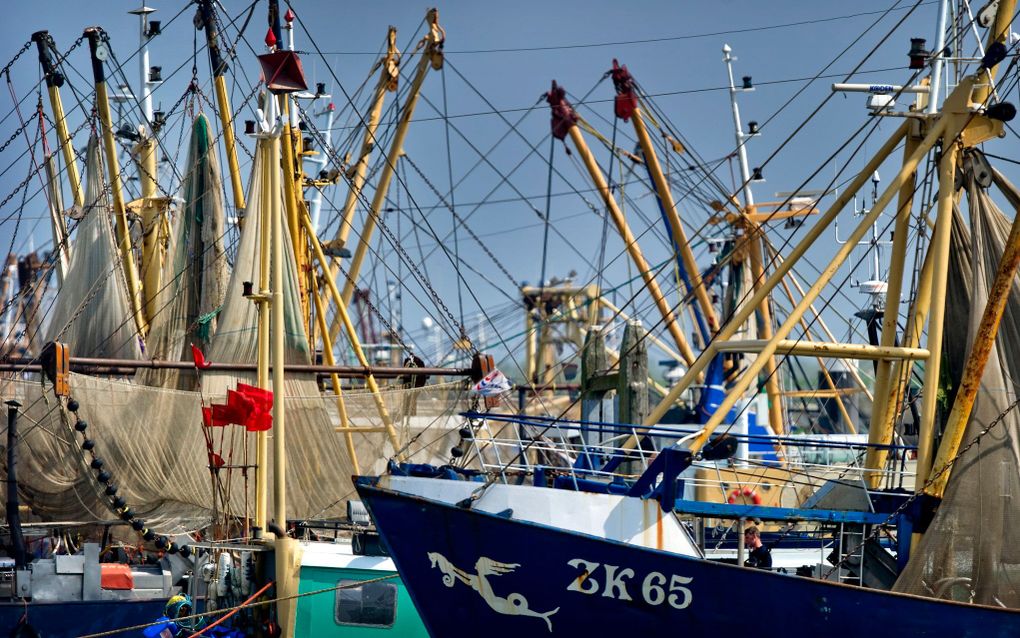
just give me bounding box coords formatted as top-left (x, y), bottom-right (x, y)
top-left (339, 9), bottom-right (445, 310)
top-left (32, 31), bottom-right (83, 209)
top-left (84, 27), bottom-right (148, 338)
top-left (611, 62), bottom-right (719, 335)
top-left (628, 121), bottom-right (909, 449)
top-left (196, 0), bottom-right (246, 212)
top-left (547, 83), bottom-right (698, 367)
top-left (251, 137), bottom-right (273, 532)
top-left (327, 26), bottom-right (400, 321)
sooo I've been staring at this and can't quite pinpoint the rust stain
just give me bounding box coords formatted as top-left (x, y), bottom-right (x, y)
top-left (656, 507), bottom-right (664, 550)
top-left (576, 569), bottom-right (590, 586)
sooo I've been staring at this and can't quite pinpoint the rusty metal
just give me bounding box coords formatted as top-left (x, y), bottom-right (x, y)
top-left (0, 356), bottom-right (469, 378)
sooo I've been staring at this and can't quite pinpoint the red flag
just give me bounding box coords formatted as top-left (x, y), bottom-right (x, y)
top-left (236, 383), bottom-right (273, 411)
top-left (191, 343), bottom-right (212, 370)
top-left (203, 384), bottom-right (274, 430)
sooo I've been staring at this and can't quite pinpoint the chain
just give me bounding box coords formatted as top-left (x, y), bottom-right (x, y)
top-left (0, 41), bottom-right (31, 79)
top-left (824, 395), bottom-right (1020, 578)
top-left (294, 102), bottom-right (474, 348)
top-left (401, 152), bottom-right (518, 288)
top-left (330, 260), bottom-right (416, 358)
top-left (50, 34), bottom-right (86, 70)
top-left (0, 118), bottom-right (31, 154)
top-left (193, 80), bottom-right (258, 162)
top-left (0, 114), bottom-right (91, 213)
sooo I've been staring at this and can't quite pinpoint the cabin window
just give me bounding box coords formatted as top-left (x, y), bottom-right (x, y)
top-left (334, 579), bottom-right (397, 628)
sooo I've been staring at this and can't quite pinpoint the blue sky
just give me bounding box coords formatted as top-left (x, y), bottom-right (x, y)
top-left (0, 0), bottom-right (1012, 374)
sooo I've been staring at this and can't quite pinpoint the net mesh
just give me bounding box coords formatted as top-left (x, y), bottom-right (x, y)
top-left (140, 114), bottom-right (229, 389)
top-left (894, 166), bottom-right (1020, 607)
top-left (0, 373), bottom-right (468, 532)
top-left (44, 136), bottom-right (141, 360)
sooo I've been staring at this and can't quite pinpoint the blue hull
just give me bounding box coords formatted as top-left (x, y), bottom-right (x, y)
top-left (357, 480), bottom-right (1020, 637)
top-left (1, 598), bottom-right (166, 637)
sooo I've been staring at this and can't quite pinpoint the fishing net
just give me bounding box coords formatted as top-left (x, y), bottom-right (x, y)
top-left (44, 136), bottom-right (142, 360)
top-left (894, 165), bottom-right (1020, 607)
top-left (141, 114), bottom-right (229, 389)
top-left (0, 373), bottom-right (469, 532)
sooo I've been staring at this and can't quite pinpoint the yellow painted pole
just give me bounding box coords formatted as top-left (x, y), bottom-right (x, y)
top-left (914, 142), bottom-right (960, 489)
top-left (197, 0), bottom-right (246, 210)
top-left (213, 76), bottom-right (246, 211)
top-left (310, 278), bottom-right (359, 474)
top-left (85, 28), bottom-right (148, 338)
top-left (524, 308), bottom-right (536, 383)
top-left (973, 0), bottom-right (1017, 105)
top-left (925, 201), bottom-right (1020, 498)
top-left (775, 271), bottom-right (857, 435)
top-left (687, 117), bottom-right (946, 454)
top-left (255, 139), bottom-right (272, 532)
top-left (712, 340), bottom-right (930, 360)
top-left (768, 246), bottom-right (874, 403)
top-left (631, 106), bottom-right (719, 332)
top-left (747, 223), bottom-right (784, 435)
top-left (47, 86), bottom-right (84, 208)
top-left (135, 136), bottom-right (164, 324)
top-left (270, 121), bottom-right (288, 531)
top-left (340, 11), bottom-right (444, 310)
top-left (566, 125), bottom-right (698, 367)
top-left (278, 95), bottom-right (308, 324)
top-left (331, 27), bottom-right (399, 260)
top-left (301, 206), bottom-right (402, 455)
top-left (863, 133), bottom-right (921, 485)
top-left (634, 121), bottom-right (909, 436)
top-left (32, 32), bottom-right (84, 208)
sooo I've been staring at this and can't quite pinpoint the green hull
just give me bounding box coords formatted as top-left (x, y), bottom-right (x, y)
top-left (294, 542), bottom-right (428, 637)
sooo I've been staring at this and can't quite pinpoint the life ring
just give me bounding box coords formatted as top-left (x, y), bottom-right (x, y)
top-left (727, 486), bottom-right (762, 505)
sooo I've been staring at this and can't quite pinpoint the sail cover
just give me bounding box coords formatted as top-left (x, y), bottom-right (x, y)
top-left (895, 166), bottom-right (1020, 607)
top-left (44, 136), bottom-right (141, 360)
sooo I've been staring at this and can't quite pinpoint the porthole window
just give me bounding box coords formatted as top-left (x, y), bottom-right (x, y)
top-left (335, 579), bottom-right (397, 627)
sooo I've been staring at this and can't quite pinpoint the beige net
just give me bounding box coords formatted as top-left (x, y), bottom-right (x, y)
top-left (894, 166), bottom-right (1020, 607)
top-left (44, 136), bottom-right (141, 360)
top-left (0, 373), bottom-right (468, 531)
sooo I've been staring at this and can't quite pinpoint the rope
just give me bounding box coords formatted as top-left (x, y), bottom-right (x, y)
top-left (76, 573), bottom-right (399, 638)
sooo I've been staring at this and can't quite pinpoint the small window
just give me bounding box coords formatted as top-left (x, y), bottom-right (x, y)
top-left (335, 579), bottom-right (397, 628)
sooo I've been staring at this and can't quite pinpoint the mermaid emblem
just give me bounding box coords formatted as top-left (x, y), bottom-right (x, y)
top-left (428, 552), bottom-right (560, 631)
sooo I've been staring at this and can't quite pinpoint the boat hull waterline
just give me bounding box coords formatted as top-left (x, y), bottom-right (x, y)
top-left (356, 479), bottom-right (1020, 637)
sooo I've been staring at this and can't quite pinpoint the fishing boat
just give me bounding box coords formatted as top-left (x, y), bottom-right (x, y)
top-left (355, 1), bottom-right (1020, 635)
top-left (2, 0), bottom-right (1019, 636)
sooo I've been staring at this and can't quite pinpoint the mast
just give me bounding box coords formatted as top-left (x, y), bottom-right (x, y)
top-left (721, 46), bottom-right (784, 436)
top-left (609, 60), bottom-right (719, 337)
top-left (127, 4), bottom-right (156, 128)
top-left (196, 0), bottom-right (246, 211)
top-left (339, 8), bottom-right (444, 309)
top-left (43, 154), bottom-right (69, 284)
top-left (84, 27), bottom-right (148, 338)
top-left (546, 81), bottom-right (698, 368)
top-left (127, 4), bottom-right (168, 326)
top-left (723, 44), bottom-right (754, 207)
top-left (327, 26), bottom-right (400, 324)
top-left (273, 2), bottom-right (310, 327)
top-left (31, 31), bottom-right (84, 208)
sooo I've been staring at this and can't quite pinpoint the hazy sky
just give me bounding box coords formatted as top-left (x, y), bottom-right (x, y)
top-left (0, 0), bottom-right (1012, 372)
